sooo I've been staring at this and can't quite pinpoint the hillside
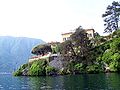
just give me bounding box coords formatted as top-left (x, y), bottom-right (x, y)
top-left (13, 30), bottom-right (120, 76)
top-left (0, 36), bottom-right (45, 72)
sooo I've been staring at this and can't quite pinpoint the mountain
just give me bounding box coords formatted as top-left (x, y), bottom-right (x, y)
top-left (0, 36), bottom-right (45, 73)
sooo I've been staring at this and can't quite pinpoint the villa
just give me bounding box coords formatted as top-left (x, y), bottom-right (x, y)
top-left (61, 29), bottom-right (95, 42)
top-left (29, 29), bottom-right (95, 62)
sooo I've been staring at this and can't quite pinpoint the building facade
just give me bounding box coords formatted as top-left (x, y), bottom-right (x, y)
top-left (61, 29), bottom-right (95, 42)
top-left (61, 32), bottom-right (73, 42)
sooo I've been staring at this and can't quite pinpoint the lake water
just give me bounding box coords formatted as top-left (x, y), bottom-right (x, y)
top-left (0, 73), bottom-right (120, 90)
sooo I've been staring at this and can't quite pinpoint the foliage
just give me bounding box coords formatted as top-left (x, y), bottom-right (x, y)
top-left (13, 70), bottom-right (22, 76)
top-left (94, 32), bottom-right (101, 38)
top-left (59, 27), bottom-right (120, 74)
top-left (45, 66), bottom-right (56, 75)
top-left (14, 59), bottom-right (58, 76)
top-left (110, 38), bottom-right (120, 51)
top-left (60, 40), bottom-right (75, 56)
top-left (102, 1), bottom-right (120, 33)
top-left (51, 43), bottom-right (61, 54)
top-left (71, 27), bottom-right (90, 57)
top-left (67, 61), bottom-right (76, 73)
top-left (93, 36), bottom-right (107, 46)
top-left (74, 63), bottom-right (84, 73)
top-left (109, 61), bottom-right (120, 72)
top-left (102, 49), bottom-right (114, 64)
top-left (31, 44), bottom-right (52, 55)
top-left (29, 60), bottom-right (47, 76)
top-left (13, 63), bottom-right (29, 76)
top-left (59, 68), bottom-right (69, 75)
top-left (112, 29), bottom-right (120, 38)
top-left (20, 63), bottom-right (28, 69)
top-left (87, 30), bottom-right (120, 73)
top-left (14, 28), bottom-right (120, 76)
top-left (86, 64), bottom-right (102, 73)
top-left (60, 26), bottom-right (91, 64)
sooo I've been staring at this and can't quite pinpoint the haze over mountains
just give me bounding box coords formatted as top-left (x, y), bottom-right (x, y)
top-left (0, 36), bottom-right (45, 73)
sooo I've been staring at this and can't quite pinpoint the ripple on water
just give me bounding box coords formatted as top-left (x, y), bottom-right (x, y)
top-left (9, 87), bottom-right (16, 90)
top-left (40, 86), bottom-right (52, 90)
top-left (0, 85), bottom-right (4, 89)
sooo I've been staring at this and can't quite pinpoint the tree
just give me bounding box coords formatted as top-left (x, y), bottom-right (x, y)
top-left (71, 26), bottom-right (90, 59)
top-left (71, 27), bottom-right (92, 64)
top-left (102, 1), bottom-right (120, 33)
top-left (60, 40), bottom-right (76, 57)
top-left (31, 44), bottom-right (52, 55)
top-left (50, 42), bottom-right (61, 54)
top-left (60, 26), bottom-right (91, 63)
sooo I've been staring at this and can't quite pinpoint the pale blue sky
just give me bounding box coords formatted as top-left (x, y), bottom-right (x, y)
top-left (0, 0), bottom-right (118, 42)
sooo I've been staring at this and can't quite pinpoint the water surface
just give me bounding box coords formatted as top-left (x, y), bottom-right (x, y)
top-left (0, 73), bottom-right (120, 90)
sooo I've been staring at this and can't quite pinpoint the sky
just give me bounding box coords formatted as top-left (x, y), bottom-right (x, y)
top-left (0, 0), bottom-right (119, 42)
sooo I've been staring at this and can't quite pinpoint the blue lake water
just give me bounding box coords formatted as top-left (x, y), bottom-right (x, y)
top-left (0, 73), bottom-right (120, 90)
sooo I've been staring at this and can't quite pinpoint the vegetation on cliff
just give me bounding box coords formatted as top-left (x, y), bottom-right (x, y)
top-left (14, 29), bottom-right (120, 76)
top-left (13, 59), bottom-right (57, 76)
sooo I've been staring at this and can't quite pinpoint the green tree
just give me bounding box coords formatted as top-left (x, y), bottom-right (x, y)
top-left (51, 43), bottom-right (61, 54)
top-left (71, 26), bottom-right (91, 63)
top-left (110, 38), bottom-right (120, 51)
top-left (102, 1), bottom-right (120, 33)
top-left (60, 40), bottom-right (76, 61)
top-left (60, 26), bottom-right (91, 64)
top-left (31, 44), bottom-right (52, 55)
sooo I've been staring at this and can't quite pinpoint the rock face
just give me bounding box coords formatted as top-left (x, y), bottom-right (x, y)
top-left (0, 36), bottom-right (45, 72)
top-left (49, 55), bottom-right (68, 70)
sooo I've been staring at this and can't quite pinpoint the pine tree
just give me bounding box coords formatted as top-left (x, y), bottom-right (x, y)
top-left (102, 1), bottom-right (120, 33)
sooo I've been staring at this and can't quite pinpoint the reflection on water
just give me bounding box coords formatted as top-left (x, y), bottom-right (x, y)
top-left (0, 73), bottom-right (120, 90)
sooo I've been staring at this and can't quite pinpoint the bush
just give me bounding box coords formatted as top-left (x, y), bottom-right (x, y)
top-left (59, 68), bottom-right (69, 75)
top-left (86, 64), bottom-right (102, 73)
top-left (20, 63), bottom-right (28, 70)
top-left (102, 50), bottom-right (114, 64)
top-left (109, 61), bottom-right (119, 72)
top-left (74, 63), bottom-right (84, 73)
top-left (112, 29), bottom-right (120, 38)
top-left (45, 66), bottom-right (56, 75)
top-left (67, 61), bottom-right (76, 73)
top-left (110, 38), bottom-right (120, 51)
top-left (29, 60), bottom-right (46, 76)
top-left (111, 53), bottom-right (120, 61)
top-left (13, 70), bottom-right (22, 76)
top-left (13, 64), bottom-right (28, 76)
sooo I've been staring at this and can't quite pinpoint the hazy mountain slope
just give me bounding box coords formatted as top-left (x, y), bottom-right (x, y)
top-left (0, 36), bottom-right (45, 72)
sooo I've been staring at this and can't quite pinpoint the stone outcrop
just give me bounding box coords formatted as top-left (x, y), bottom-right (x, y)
top-left (49, 55), bottom-right (68, 70)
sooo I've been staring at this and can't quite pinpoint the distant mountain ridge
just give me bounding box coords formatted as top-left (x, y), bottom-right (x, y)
top-left (0, 36), bottom-right (45, 72)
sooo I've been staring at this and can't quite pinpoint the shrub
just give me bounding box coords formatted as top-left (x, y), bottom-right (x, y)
top-left (29, 60), bottom-right (46, 76)
top-left (67, 61), bottom-right (76, 73)
top-left (74, 63), bottom-right (84, 73)
top-left (111, 53), bottom-right (120, 61)
top-left (102, 50), bottom-right (114, 64)
top-left (86, 64), bottom-right (101, 73)
top-left (20, 63), bottom-right (28, 70)
top-left (13, 64), bottom-right (28, 76)
top-left (110, 38), bottom-right (120, 51)
top-left (13, 70), bottom-right (22, 76)
top-left (59, 68), bottom-right (69, 75)
top-left (109, 61), bottom-right (119, 72)
top-left (45, 66), bottom-right (56, 75)
top-left (112, 29), bottom-right (120, 37)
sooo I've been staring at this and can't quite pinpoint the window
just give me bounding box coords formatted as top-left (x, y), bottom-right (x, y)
top-left (67, 37), bottom-right (70, 40)
top-left (87, 34), bottom-right (92, 37)
top-left (63, 38), bottom-right (66, 41)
